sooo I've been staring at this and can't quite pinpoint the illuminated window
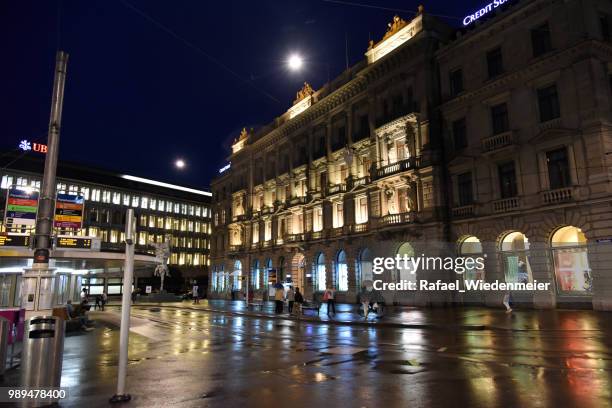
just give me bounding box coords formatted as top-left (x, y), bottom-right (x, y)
top-left (187, 221), bottom-right (193, 231)
top-left (551, 226), bottom-right (591, 295)
top-left (194, 222), bottom-right (201, 233)
top-left (156, 217), bottom-right (163, 229)
top-left (149, 198), bottom-right (156, 210)
top-left (141, 197), bottom-right (148, 209)
top-left (500, 232), bottom-right (532, 284)
top-left (264, 220), bottom-right (272, 241)
top-left (165, 217), bottom-right (172, 230)
top-left (148, 216), bottom-right (156, 228)
top-left (138, 231), bottom-right (147, 245)
top-left (458, 236), bottom-right (484, 282)
top-left (166, 201), bottom-right (172, 213)
top-left (110, 230), bottom-right (119, 243)
top-left (195, 206), bottom-right (201, 217)
top-left (1, 176), bottom-right (13, 189)
top-left (180, 219), bottom-right (187, 231)
top-left (174, 203), bottom-right (180, 213)
top-left (355, 196), bottom-right (368, 224)
top-left (335, 250), bottom-right (348, 291)
top-left (314, 253), bottom-right (326, 291)
top-left (102, 190), bottom-right (111, 203)
top-left (112, 192), bottom-right (121, 205)
top-left (333, 202), bottom-right (344, 228)
top-left (131, 196), bottom-right (139, 207)
top-left (122, 194), bottom-right (130, 206)
top-left (313, 206), bottom-right (323, 232)
top-left (81, 187), bottom-right (90, 200)
top-left (157, 201), bottom-right (165, 211)
top-left (188, 205), bottom-right (194, 215)
top-left (252, 222), bottom-right (259, 243)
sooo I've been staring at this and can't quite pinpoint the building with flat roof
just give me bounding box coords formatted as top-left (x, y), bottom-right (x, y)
top-left (0, 150), bottom-right (211, 309)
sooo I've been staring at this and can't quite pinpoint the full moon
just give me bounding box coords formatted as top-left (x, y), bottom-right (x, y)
top-left (175, 159), bottom-right (185, 169)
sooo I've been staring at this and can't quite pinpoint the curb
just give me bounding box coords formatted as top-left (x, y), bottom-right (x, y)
top-left (127, 302), bottom-right (488, 331)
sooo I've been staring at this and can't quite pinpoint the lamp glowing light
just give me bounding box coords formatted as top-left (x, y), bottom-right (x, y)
top-left (287, 54), bottom-right (303, 71)
top-left (175, 159), bottom-right (186, 169)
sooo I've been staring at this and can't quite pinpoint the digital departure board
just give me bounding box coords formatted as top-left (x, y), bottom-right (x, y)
top-left (0, 234), bottom-right (30, 247)
top-left (56, 236), bottom-right (93, 249)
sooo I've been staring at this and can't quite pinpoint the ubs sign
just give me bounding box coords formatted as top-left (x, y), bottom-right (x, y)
top-left (463, 0), bottom-right (510, 26)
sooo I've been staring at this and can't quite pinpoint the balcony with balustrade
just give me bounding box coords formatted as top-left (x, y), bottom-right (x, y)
top-left (451, 205), bottom-right (475, 218)
top-left (326, 183), bottom-right (347, 196)
top-left (492, 197), bottom-right (521, 213)
top-left (378, 211), bottom-right (414, 226)
top-left (541, 187), bottom-right (574, 205)
top-left (373, 157), bottom-right (420, 180)
top-left (481, 131), bottom-right (516, 154)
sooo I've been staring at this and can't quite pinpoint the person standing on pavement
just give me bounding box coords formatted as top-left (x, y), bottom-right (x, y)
top-left (324, 286), bottom-right (336, 316)
top-left (192, 283), bottom-right (200, 304)
top-left (101, 292), bottom-right (107, 311)
top-left (294, 287), bottom-right (304, 316)
top-left (274, 283), bottom-right (284, 314)
top-left (286, 286), bottom-right (295, 314)
top-left (503, 291), bottom-right (512, 313)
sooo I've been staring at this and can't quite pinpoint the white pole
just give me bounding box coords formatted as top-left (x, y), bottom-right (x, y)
top-left (110, 208), bottom-right (135, 403)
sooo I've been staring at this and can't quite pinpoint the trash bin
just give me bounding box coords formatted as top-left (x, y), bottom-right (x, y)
top-left (0, 317), bottom-right (8, 376)
top-left (21, 316), bottom-right (65, 389)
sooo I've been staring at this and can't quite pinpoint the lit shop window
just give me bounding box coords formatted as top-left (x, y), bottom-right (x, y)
top-left (138, 232), bottom-right (147, 245)
top-left (233, 260), bottom-right (242, 290)
top-left (88, 227), bottom-right (99, 238)
top-left (251, 260), bottom-right (261, 290)
top-left (500, 232), bottom-right (533, 284)
top-left (335, 250), bottom-right (348, 291)
top-left (122, 194), bottom-right (130, 206)
top-left (112, 192), bottom-right (121, 205)
top-left (458, 236), bottom-right (484, 282)
top-left (314, 253), bottom-right (326, 291)
top-left (551, 226), bottom-right (592, 295)
top-left (110, 230), bottom-right (119, 243)
top-left (141, 197), bottom-right (148, 209)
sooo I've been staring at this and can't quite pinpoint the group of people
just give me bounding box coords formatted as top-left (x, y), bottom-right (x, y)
top-left (272, 285), bottom-right (338, 317)
top-left (65, 288), bottom-right (107, 331)
top-left (273, 285), bottom-right (304, 315)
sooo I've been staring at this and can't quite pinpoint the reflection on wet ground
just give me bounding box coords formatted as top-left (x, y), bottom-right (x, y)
top-left (2, 305), bottom-right (612, 407)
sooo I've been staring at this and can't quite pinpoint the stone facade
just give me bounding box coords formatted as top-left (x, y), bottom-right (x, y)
top-left (210, 0), bottom-right (612, 310)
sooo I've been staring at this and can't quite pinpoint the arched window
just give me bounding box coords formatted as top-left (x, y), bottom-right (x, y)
top-left (251, 260), bottom-right (260, 290)
top-left (500, 232), bottom-right (532, 283)
top-left (335, 250), bottom-right (348, 291)
top-left (233, 260), bottom-right (242, 290)
top-left (397, 242), bottom-right (416, 283)
top-left (278, 256), bottom-right (286, 282)
top-left (551, 226), bottom-right (591, 294)
top-left (458, 236), bottom-right (484, 281)
top-left (264, 258), bottom-right (273, 287)
top-left (314, 253), bottom-right (326, 291)
top-left (211, 267), bottom-right (217, 292)
top-left (356, 248), bottom-right (373, 285)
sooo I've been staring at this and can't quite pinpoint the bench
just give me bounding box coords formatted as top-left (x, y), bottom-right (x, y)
top-left (52, 304), bottom-right (90, 332)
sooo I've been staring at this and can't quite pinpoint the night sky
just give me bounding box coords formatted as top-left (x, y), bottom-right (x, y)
top-left (2, 0), bottom-right (484, 190)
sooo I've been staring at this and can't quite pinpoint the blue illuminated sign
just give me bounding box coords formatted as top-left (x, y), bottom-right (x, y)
top-left (463, 0), bottom-right (509, 26)
top-left (219, 163), bottom-right (231, 173)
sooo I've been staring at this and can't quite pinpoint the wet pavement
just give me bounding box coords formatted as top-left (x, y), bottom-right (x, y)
top-left (2, 303), bottom-right (612, 407)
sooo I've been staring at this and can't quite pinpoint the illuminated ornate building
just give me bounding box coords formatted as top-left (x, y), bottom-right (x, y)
top-left (211, 0), bottom-right (612, 310)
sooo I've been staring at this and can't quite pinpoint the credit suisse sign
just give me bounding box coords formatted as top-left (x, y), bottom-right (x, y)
top-left (463, 0), bottom-right (510, 26)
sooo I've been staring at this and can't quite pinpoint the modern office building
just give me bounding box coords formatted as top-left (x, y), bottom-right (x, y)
top-left (0, 150), bottom-right (211, 307)
top-left (209, 0), bottom-right (612, 310)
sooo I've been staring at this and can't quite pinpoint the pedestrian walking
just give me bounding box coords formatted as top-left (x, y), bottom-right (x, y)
top-left (274, 283), bottom-right (284, 314)
top-left (324, 286), bottom-right (336, 316)
top-left (94, 295), bottom-right (102, 311)
top-left (192, 284), bottom-right (200, 304)
top-left (287, 286), bottom-right (295, 314)
top-left (503, 291), bottom-right (512, 313)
